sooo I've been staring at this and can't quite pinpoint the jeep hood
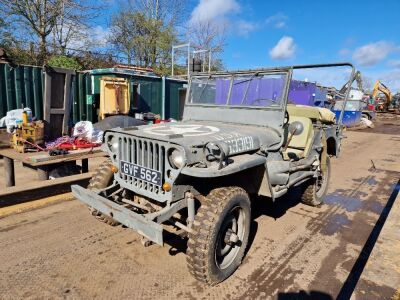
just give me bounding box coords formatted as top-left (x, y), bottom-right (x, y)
top-left (109, 121), bottom-right (282, 154)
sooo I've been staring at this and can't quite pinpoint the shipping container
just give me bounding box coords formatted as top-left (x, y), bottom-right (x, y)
top-left (86, 68), bottom-right (187, 123)
top-left (0, 62), bottom-right (44, 120)
top-left (0, 63), bottom-right (187, 125)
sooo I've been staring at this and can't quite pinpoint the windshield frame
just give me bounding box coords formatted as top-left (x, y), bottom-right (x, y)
top-left (186, 70), bottom-right (291, 111)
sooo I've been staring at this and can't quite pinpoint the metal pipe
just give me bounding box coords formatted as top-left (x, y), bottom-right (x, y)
top-left (208, 51), bottom-right (211, 73)
top-left (187, 192), bottom-right (195, 227)
top-left (265, 69), bottom-right (293, 152)
top-left (171, 219), bottom-right (193, 233)
top-left (171, 47), bottom-right (174, 76)
top-left (187, 43), bottom-right (190, 79)
top-left (193, 62), bottom-right (355, 77)
top-left (338, 67), bottom-right (356, 128)
top-left (121, 198), bottom-right (150, 211)
top-left (161, 76), bottom-right (166, 120)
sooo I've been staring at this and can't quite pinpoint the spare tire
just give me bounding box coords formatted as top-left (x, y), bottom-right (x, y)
top-left (93, 115), bottom-right (146, 131)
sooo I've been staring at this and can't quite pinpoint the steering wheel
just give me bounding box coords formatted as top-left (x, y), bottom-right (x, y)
top-left (250, 98), bottom-right (277, 106)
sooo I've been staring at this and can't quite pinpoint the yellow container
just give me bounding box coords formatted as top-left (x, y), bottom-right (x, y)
top-left (11, 121), bottom-right (44, 153)
top-left (99, 77), bottom-right (130, 120)
top-left (22, 111), bottom-right (29, 124)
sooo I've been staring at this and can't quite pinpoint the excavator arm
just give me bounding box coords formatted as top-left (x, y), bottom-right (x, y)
top-left (339, 71), bottom-right (364, 95)
top-left (372, 81), bottom-right (392, 111)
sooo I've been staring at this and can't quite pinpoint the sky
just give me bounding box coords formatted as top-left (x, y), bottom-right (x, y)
top-left (95, 0), bottom-right (400, 92)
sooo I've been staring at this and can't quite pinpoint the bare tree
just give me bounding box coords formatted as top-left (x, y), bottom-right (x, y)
top-left (129, 0), bottom-right (186, 27)
top-left (51, 0), bottom-right (101, 54)
top-left (188, 20), bottom-right (226, 53)
top-left (361, 75), bottom-right (373, 93)
top-left (0, 0), bottom-right (61, 63)
top-left (109, 11), bottom-right (140, 65)
top-left (0, 0), bottom-right (100, 64)
top-left (188, 20), bottom-right (226, 71)
top-left (109, 2), bottom-right (179, 73)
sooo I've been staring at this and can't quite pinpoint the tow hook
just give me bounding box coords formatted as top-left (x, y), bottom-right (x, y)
top-left (141, 237), bottom-right (154, 247)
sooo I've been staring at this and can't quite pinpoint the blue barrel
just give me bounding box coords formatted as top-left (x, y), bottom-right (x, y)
top-left (333, 110), bottom-right (362, 127)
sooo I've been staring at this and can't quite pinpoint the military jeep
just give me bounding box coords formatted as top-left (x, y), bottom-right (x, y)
top-left (72, 63), bottom-right (355, 285)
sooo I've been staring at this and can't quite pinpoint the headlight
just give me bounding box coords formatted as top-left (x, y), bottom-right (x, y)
top-left (169, 148), bottom-right (184, 169)
top-left (107, 136), bottom-right (119, 153)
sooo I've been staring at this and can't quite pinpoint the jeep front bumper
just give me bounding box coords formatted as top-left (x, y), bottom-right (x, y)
top-left (71, 185), bottom-right (164, 245)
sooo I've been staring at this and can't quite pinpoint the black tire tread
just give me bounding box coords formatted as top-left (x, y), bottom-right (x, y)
top-left (301, 182), bottom-right (320, 206)
top-left (301, 156), bottom-right (330, 207)
top-left (88, 159), bottom-right (119, 226)
top-left (187, 187), bottom-right (249, 285)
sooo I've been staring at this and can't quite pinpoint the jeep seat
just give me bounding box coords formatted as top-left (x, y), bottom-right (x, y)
top-left (287, 104), bottom-right (336, 124)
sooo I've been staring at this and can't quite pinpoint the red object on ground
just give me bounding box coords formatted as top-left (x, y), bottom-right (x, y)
top-left (54, 138), bottom-right (100, 150)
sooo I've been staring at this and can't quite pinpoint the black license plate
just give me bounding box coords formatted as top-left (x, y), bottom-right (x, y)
top-left (120, 161), bottom-right (162, 186)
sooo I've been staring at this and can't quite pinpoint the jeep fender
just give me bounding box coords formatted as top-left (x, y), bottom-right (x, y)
top-left (180, 154), bottom-right (266, 177)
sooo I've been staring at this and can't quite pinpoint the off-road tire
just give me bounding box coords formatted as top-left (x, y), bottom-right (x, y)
top-left (87, 159), bottom-right (119, 226)
top-left (301, 156), bottom-right (331, 206)
top-left (187, 187), bottom-right (251, 285)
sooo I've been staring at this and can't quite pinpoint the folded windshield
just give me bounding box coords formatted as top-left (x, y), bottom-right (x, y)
top-left (189, 73), bottom-right (288, 107)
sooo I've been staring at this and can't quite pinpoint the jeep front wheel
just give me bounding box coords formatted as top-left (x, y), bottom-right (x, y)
top-left (187, 187), bottom-right (251, 285)
top-left (87, 159), bottom-right (120, 226)
top-left (301, 156), bottom-right (331, 206)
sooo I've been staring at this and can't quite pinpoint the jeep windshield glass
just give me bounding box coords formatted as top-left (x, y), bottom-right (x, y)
top-left (189, 73), bottom-right (288, 107)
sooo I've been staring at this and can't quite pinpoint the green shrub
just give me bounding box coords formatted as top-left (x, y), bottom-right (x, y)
top-left (48, 55), bottom-right (83, 70)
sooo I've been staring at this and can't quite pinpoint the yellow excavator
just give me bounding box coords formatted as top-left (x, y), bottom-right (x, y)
top-left (372, 80), bottom-right (393, 112)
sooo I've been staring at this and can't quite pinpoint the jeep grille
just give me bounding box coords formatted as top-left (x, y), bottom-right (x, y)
top-left (118, 136), bottom-right (167, 195)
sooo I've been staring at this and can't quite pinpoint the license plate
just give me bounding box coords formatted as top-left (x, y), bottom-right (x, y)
top-left (120, 161), bottom-right (162, 186)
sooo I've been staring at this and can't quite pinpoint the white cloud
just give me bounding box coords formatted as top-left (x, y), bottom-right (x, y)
top-left (388, 60), bottom-right (400, 69)
top-left (189, 0), bottom-right (240, 24)
top-left (236, 20), bottom-right (258, 37)
top-left (378, 70), bottom-right (400, 91)
top-left (293, 67), bottom-right (352, 90)
top-left (265, 13), bottom-right (288, 29)
top-left (91, 25), bottom-right (110, 47)
top-left (361, 69), bottom-right (400, 92)
top-left (339, 48), bottom-right (351, 56)
top-left (269, 36), bottom-right (296, 60)
top-left (352, 41), bottom-right (396, 66)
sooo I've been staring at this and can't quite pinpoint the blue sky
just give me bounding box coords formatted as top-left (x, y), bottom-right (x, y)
top-left (97, 0), bottom-right (400, 91)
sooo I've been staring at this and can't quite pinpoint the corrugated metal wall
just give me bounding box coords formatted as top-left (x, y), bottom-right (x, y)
top-left (166, 79), bottom-right (186, 120)
top-left (89, 71), bottom-right (186, 121)
top-left (0, 63), bottom-right (44, 119)
top-left (0, 63), bottom-right (186, 123)
top-left (72, 72), bottom-right (92, 124)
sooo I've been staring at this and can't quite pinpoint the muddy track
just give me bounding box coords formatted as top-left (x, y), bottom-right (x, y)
top-left (0, 116), bottom-right (399, 299)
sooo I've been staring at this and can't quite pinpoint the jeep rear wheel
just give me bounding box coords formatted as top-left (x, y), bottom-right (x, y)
top-left (301, 156), bottom-right (331, 206)
top-left (187, 187), bottom-right (251, 285)
top-left (88, 159), bottom-right (119, 226)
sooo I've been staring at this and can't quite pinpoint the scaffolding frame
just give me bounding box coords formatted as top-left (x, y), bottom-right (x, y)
top-left (171, 43), bottom-right (212, 78)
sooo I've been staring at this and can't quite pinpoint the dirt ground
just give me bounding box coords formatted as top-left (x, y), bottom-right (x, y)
top-left (0, 114), bottom-right (399, 299)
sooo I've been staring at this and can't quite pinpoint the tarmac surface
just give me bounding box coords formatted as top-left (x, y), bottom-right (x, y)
top-left (0, 114), bottom-right (399, 299)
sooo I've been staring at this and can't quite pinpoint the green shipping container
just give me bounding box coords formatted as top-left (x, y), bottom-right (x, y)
top-left (0, 62), bottom-right (44, 120)
top-left (87, 68), bottom-right (187, 122)
top-left (0, 64), bottom-right (187, 124)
